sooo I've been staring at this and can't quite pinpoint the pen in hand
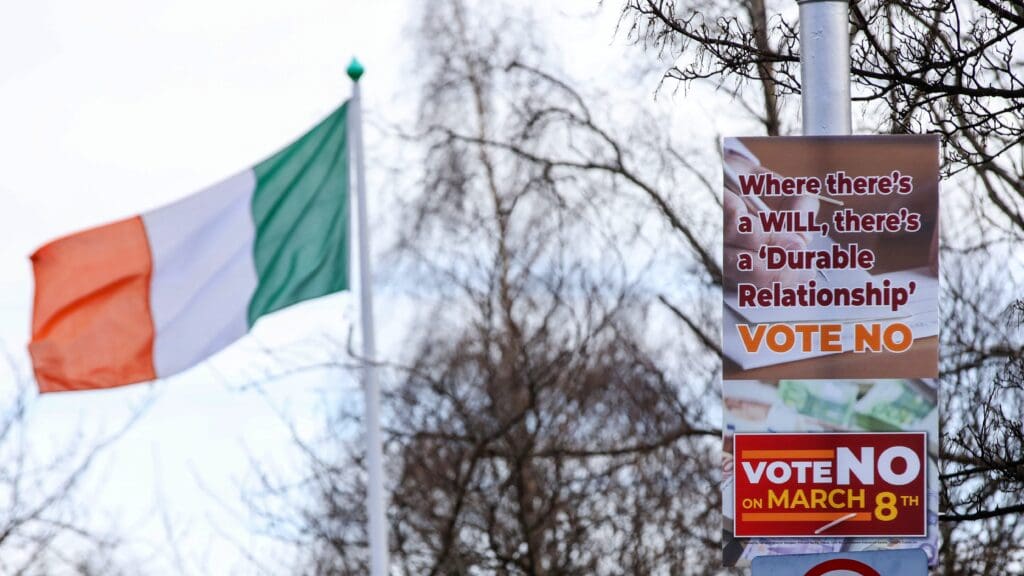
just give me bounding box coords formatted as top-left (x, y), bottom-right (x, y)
top-left (724, 164), bottom-right (838, 281)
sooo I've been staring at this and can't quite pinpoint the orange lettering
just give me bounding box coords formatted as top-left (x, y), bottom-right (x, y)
top-left (855, 323), bottom-right (881, 352)
top-left (883, 323), bottom-right (912, 352)
top-left (820, 323), bottom-right (842, 352)
top-left (766, 325), bottom-right (795, 353)
top-left (738, 324), bottom-right (766, 353)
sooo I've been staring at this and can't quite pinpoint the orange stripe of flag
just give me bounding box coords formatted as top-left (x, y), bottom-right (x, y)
top-left (29, 216), bottom-right (156, 393)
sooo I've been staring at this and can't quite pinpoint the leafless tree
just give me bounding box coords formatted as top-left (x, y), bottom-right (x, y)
top-left (249, 1), bottom-right (1024, 574)
top-left (248, 1), bottom-right (731, 574)
top-left (0, 354), bottom-right (134, 575)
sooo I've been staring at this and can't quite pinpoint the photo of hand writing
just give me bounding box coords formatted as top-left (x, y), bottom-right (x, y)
top-left (722, 136), bottom-right (939, 380)
top-left (724, 139), bottom-right (821, 288)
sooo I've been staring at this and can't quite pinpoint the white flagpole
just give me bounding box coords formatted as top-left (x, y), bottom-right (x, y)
top-left (347, 58), bottom-right (390, 576)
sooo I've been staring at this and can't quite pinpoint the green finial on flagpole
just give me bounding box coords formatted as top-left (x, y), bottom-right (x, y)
top-left (347, 58), bottom-right (365, 82)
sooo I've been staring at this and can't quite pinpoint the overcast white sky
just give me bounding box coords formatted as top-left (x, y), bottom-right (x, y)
top-left (0, 1), bottom-right (744, 572)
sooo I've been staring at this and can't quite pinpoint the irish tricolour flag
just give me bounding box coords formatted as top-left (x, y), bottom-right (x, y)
top-left (30, 103), bottom-right (351, 393)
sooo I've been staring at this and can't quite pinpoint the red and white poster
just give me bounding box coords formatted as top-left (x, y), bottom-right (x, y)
top-left (720, 136), bottom-right (939, 567)
top-left (733, 432), bottom-right (926, 538)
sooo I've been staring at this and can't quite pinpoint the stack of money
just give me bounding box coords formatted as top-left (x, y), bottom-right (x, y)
top-left (724, 380), bottom-right (778, 431)
top-left (778, 380), bottom-right (859, 427)
top-left (853, 380), bottom-right (936, 431)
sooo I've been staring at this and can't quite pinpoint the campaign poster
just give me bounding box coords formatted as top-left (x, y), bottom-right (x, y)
top-left (734, 432), bottom-right (927, 538)
top-left (721, 136), bottom-right (940, 567)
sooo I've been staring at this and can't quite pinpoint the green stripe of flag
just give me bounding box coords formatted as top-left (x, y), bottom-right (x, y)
top-left (248, 103), bottom-right (350, 326)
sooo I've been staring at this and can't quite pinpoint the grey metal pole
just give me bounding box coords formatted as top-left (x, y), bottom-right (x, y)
top-left (347, 58), bottom-right (390, 576)
top-left (797, 0), bottom-right (851, 135)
